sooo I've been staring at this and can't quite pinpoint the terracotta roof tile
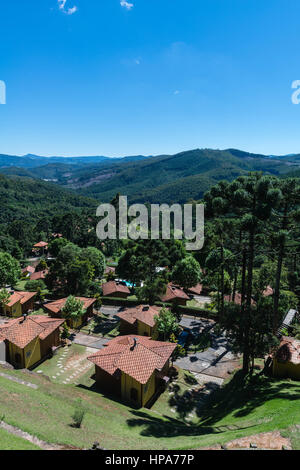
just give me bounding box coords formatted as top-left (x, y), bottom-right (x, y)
top-left (33, 241), bottom-right (48, 248)
top-left (117, 305), bottom-right (161, 328)
top-left (7, 291), bottom-right (36, 308)
top-left (161, 284), bottom-right (189, 303)
top-left (45, 297), bottom-right (96, 315)
top-left (30, 270), bottom-right (48, 281)
top-left (0, 316), bottom-right (64, 349)
top-left (187, 283), bottom-right (203, 295)
top-left (275, 336), bottom-right (300, 365)
top-left (88, 335), bottom-right (176, 385)
top-left (102, 281), bottom-right (130, 297)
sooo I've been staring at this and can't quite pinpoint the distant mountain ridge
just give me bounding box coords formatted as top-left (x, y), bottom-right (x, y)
top-left (0, 153), bottom-right (150, 169)
top-left (1, 148), bottom-right (300, 204)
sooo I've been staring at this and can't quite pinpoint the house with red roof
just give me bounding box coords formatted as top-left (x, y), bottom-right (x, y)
top-left (224, 286), bottom-right (274, 306)
top-left (33, 241), bottom-right (48, 255)
top-left (21, 265), bottom-right (35, 278)
top-left (0, 315), bottom-right (64, 369)
top-left (88, 335), bottom-right (176, 407)
top-left (273, 336), bottom-right (300, 380)
top-left (186, 283), bottom-right (203, 296)
top-left (102, 281), bottom-right (131, 299)
top-left (2, 291), bottom-right (37, 318)
top-left (44, 296), bottom-right (96, 328)
top-left (117, 305), bottom-right (162, 338)
top-left (30, 270), bottom-right (48, 281)
top-left (160, 284), bottom-right (190, 306)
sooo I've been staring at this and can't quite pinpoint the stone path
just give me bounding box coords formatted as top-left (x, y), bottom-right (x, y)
top-left (36, 345), bottom-right (95, 385)
top-left (0, 420), bottom-right (77, 450)
top-left (0, 372), bottom-right (38, 389)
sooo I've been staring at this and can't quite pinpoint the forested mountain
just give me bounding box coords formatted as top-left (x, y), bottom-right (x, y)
top-left (0, 174), bottom-right (97, 225)
top-left (75, 148), bottom-right (300, 204)
top-left (1, 148), bottom-right (300, 205)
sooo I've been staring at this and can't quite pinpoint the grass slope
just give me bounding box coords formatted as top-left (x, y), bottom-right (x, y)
top-left (0, 427), bottom-right (40, 450)
top-left (0, 366), bottom-right (299, 450)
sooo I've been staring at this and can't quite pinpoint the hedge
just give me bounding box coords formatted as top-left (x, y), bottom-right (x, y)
top-left (101, 297), bottom-right (140, 307)
top-left (175, 304), bottom-right (218, 320)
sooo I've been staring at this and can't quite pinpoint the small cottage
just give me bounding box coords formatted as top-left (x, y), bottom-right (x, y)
top-left (88, 335), bottom-right (176, 408)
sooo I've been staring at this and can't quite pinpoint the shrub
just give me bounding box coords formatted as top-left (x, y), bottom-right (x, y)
top-left (71, 399), bottom-right (86, 428)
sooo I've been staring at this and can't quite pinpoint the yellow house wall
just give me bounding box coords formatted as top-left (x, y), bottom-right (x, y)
top-left (137, 321), bottom-right (158, 339)
top-left (8, 342), bottom-right (24, 368)
top-left (24, 338), bottom-right (41, 369)
top-left (5, 301), bottom-right (22, 318)
top-left (273, 359), bottom-right (300, 380)
top-left (121, 372), bottom-right (142, 406)
top-left (8, 337), bottom-right (41, 369)
top-left (142, 372), bottom-right (156, 407)
top-left (137, 321), bottom-right (151, 337)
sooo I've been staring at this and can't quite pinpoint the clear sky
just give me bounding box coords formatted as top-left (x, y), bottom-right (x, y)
top-left (1, 0), bottom-right (300, 157)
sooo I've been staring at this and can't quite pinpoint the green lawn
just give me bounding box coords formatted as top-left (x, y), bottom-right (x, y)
top-left (32, 344), bottom-right (93, 384)
top-left (80, 314), bottom-right (120, 338)
top-left (0, 427), bottom-right (40, 450)
top-left (0, 365), bottom-right (299, 450)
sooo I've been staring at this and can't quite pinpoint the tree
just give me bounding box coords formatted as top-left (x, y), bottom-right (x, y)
top-left (61, 296), bottom-right (86, 323)
top-left (48, 237), bottom-right (69, 257)
top-left (272, 178), bottom-right (300, 331)
top-left (171, 256), bottom-right (201, 290)
top-left (0, 252), bottom-right (21, 287)
top-left (35, 287), bottom-right (45, 306)
top-left (204, 173), bottom-right (282, 374)
top-left (81, 247), bottom-right (106, 279)
top-left (25, 280), bottom-right (46, 292)
top-left (154, 308), bottom-right (180, 341)
top-left (136, 274), bottom-right (168, 305)
top-left (94, 293), bottom-right (102, 314)
top-left (46, 243), bottom-right (94, 295)
top-left (0, 288), bottom-right (10, 313)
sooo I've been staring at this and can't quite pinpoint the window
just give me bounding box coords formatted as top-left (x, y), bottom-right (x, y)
top-left (130, 387), bottom-right (138, 402)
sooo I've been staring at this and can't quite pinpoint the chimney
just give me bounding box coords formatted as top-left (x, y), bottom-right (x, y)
top-left (142, 305), bottom-right (150, 311)
top-left (130, 337), bottom-right (138, 351)
top-left (22, 313), bottom-right (27, 323)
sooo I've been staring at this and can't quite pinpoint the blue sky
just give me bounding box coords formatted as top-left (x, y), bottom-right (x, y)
top-left (1, 0), bottom-right (300, 157)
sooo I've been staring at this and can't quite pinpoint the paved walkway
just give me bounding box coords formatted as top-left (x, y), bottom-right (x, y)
top-left (175, 327), bottom-right (238, 378)
top-left (72, 332), bottom-right (108, 349)
top-left (0, 372), bottom-right (38, 389)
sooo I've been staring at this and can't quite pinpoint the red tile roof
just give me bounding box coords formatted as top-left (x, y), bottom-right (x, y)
top-left (102, 281), bottom-right (130, 297)
top-left (224, 292), bottom-right (256, 306)
top-left (22, 266), bottom-right (35, 274)
top-left (33, 241), bottom-right (48, 248)
top-left (161, 284), bottom-right (189, 303)
top-left (0, 316), bottom-right (64, 349)
top-left (7, 291), bottom-right (37, 308)
top-left (45, 296), bottom-right (96, 315)
top-left (117, 305), bottom-right (161, 328)
top-left (30, 270), bottom-right (48, 281)
top-left (88, 335), bottom-right (176, 384)
top-left (263, 286), bottom-right (274, 297)
top-left (275, 336), bottom-right (300, 365)
top-left (105, 266), bottom-right (116, 275)
top-left (187, 283), bottom-right (203, 295)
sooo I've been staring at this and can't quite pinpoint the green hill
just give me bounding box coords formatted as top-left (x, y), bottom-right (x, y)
top-left (0, 173), bottom-right (98, 225)
top-left (75, 148), bottom-right (297, 203)
top-left (0, 366), bottom-right (299, 450)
